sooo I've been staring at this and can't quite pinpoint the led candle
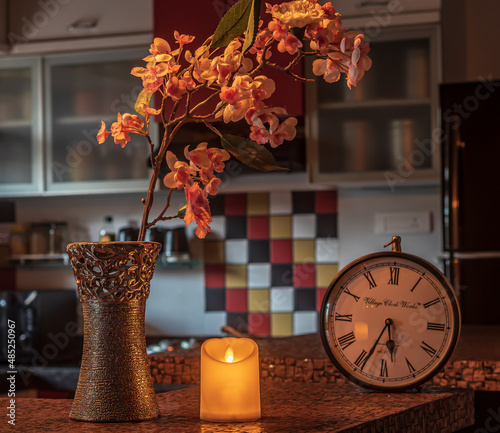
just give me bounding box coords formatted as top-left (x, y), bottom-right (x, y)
top-left (200, 337), bottom-right (260, 422)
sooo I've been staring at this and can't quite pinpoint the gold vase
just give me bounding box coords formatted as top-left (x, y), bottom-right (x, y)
top-left (66, 241), bottom-right (161, 422)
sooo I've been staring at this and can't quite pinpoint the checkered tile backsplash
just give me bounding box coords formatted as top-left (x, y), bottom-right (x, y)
top-left (203, 190), bottom-right (339, 337)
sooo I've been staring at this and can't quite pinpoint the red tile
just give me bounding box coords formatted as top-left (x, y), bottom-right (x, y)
top-left (247, 216), bottom-right (269, 239)
top-left (226, 289), bottom-right (248, 312)
top-left (224, 193), bottom-right (247, 216)
top-left (317, 288), bottom-right (327, 311)
top-left (315, 190), bottom-right (337, 214)
top-left (204, 264), bottom-right (225, 288)
top-left (248, 312), bottom-right (271, 336)
top-left (293, 263), bottom-right (316, 288)
top-left (270, 240), bottom-right (292, 263)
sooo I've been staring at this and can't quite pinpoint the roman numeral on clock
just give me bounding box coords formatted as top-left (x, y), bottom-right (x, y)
top-left (342, 286), bottom-right (360, 302)
top-left (334, 313), bottom-right (353, 322)
top-left (388, 267), bottom-right (400, 285)
top-left (338, 332), bottom-right (356, 350)
top-left (427, 322), bottom-right (445, 331)
top-left (363, 271), bottom-right (377, 289)
top-left (420, 341), bottom-right (437, 357)
top-left (405, 357), bottom-right (416, 374)
top-left (380, 359), bottom-right (388, 377)
top-left (423, 298), bottom-right (440, 309)
top-left (354, 349), bottom-right (368, 367)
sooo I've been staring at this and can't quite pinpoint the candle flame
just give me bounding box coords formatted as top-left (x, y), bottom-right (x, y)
top-left (225, 346), bottom-right (234, 363)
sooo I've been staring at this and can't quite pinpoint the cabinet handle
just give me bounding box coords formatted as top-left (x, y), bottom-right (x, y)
top-left (355, 1), bottom-right (389, 7)
top-left (67, 20), bottom-right (98, 31)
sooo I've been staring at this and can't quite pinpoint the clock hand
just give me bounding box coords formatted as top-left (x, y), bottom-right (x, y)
top-left (386, 322), bottom-right (396, 362)
top-left (386, 340), bottom-right (396, 362)
top-left (361, 318), bottom-right (392, 371)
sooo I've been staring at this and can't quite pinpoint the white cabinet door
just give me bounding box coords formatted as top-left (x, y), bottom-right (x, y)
top-left (0, 57), bottom-right (43, 196)
top-left (44, 48), bottom-right (155, 194)
top-left (8, 0), bottom-right (152, 43)
top-left (332, 0), bottom-right (441, 18)
top-left (307, 26), bottom-right (440, 187)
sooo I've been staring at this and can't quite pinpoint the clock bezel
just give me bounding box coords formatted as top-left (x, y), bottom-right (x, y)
top-left (319, 250), bottom-right (461, 392)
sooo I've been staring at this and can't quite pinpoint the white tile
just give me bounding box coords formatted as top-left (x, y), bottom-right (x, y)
top-left (270, 287), bottom-right (294, 312)
top-left (292, 214), bottom-right (316, 239)
top-left (207, 216), bottom-right (226, 239)
top-left (146, 264), bottom-right (205, 336)
top-left (270, 191), bottom-right (292, 215)
top-left (202, 312), bottom-right (228, 336)
top-left (315, 238), bottom-right (340, 263)
top-left (247, 263), bottom-right (271, 288)
top-left (225, 240), bottom-right (248, 264)
top-left (293, 312), bottom-right (318, 335)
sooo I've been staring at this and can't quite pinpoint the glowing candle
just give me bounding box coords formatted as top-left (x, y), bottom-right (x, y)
top-left (200, 337), bottom-right (260, 422)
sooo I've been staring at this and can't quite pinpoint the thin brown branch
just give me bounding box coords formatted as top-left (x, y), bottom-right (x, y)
top-left (138, 117), bottom-right (188, 241)
top-left (145, 188), bottom-right (175, 229)
top-left (188, 91), bottom-right (221, 116)
top-left (145, 134), bottom-right (155, 168)
top-left (203, 121), bottom-right (223, 137)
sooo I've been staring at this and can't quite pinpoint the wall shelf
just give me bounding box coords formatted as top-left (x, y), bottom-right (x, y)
top-left (9, 253), bottom-right (201, 269)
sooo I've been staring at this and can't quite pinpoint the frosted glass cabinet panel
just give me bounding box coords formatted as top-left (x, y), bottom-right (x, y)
top-left (0, 57), bottom-right (42, 195)
top-left (307, 27), bottom-right (440, 186)
top-left (45, 49), bottom-right (154, 193)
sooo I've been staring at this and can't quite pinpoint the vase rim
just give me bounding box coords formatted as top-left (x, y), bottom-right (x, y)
top-left (67, 241), bottom-right (162, 247)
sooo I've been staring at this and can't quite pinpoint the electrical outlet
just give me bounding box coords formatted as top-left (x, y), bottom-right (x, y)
top-left (374, 212), bottom-right (432, 234)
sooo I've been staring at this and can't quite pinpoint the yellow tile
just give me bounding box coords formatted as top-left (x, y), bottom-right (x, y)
top-left (226, 265), bottom-right (247, 288)
top-left (204, 241), bottom-right (225, 264)
top-left (248, 289), bottom-right (270, 312)
top-left (293, 240), bottom-right (316, 263)
top-left (271, 313), bottom-right (293, 336)
top-left (247, 193), bottom-right (269, 216)
top-left (316, 263), bottom-right (339, 287)
top-left (270, 216), bottom-right (292, 239)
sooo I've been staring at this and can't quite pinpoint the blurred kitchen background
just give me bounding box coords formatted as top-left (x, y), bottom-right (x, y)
top-left (0, 0), bottom-right (499, 360)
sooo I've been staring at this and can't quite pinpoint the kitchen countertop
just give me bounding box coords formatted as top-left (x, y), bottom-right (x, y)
top-left (149, 325), bottom-right (500, 391)
top-left (3, 383), bottom-right (473, 432)
top-left (152, 325), bottom-right (500, 361)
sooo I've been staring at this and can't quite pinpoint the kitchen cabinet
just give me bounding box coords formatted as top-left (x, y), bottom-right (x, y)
top-left (331, 0), bottom-right (441, 19)
top-left (7, 0), bottom-right (152, 54)
top-left (44, 48), bottom-right (155, 194)
top-left (0, 56), bottom-right (43, 196)
top-left (0, 47), bottom-right (157, 197)
top-left (307, 26), bottom-right (441, 186)
top-left (442, 0), bottom-right (500, 82)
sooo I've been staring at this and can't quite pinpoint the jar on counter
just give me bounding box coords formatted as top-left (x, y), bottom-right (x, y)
top-left (29, 222), bottom-right (68, 255)
top-left (9, 225), bottom-right (29, 255)
top-left (29, 223), bottom-right (50, 255)
top-left (48, 223), bottom-right (68, 254)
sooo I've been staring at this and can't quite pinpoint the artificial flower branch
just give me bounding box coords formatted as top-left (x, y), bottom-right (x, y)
top-left (97, 0), bottom-right (372, 241)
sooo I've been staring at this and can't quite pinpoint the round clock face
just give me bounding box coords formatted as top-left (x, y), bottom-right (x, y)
top-left (320, 251), bottom-right (461, 391)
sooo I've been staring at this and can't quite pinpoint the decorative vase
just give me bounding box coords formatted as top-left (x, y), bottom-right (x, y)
top-left (66, 241), bottom-right (162, 422)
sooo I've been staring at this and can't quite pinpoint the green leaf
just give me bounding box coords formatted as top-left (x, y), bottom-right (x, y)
top-left (134, 89), bottom-right (153, 117)
top-left (211, 0), bottom-right (253, 49)
top-left (176, 204), bottom-right (187, 219)
top-left (242, 0), bottom-right (262, 53)
top-left (221, 134), bottom-right (288, 172)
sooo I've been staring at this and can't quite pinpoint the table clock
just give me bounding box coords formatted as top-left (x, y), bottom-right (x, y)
top-left (320, 236), bottom-right (460, 391)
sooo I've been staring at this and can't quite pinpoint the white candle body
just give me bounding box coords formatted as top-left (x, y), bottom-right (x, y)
top-left (200, 337), bottom-right (261, 422)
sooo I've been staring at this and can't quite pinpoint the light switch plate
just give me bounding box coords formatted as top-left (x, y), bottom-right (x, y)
top-left (374, 211), bottom-right (432, 234)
